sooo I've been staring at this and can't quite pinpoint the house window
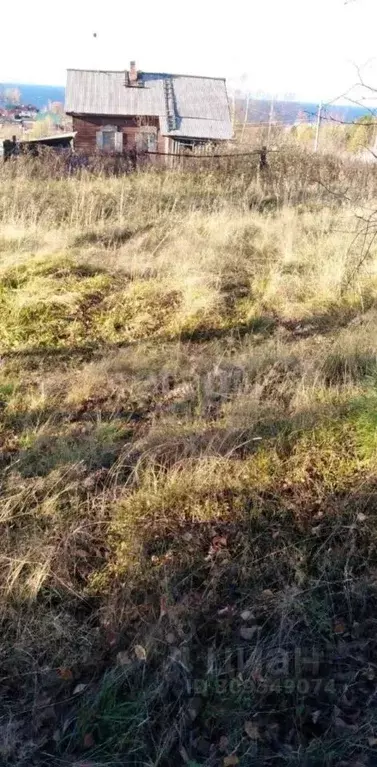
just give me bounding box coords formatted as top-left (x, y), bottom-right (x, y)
top-left (96, 125), bottom-right (123, 153)
top-left (137, 131), bottom-right (157, 152)
top-left (147, 133), bottom-right (157, 152)
top-left (102, 131), bottom-right (116, 151)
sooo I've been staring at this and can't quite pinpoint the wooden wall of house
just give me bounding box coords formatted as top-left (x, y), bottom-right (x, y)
top-left (72, 115), bottom-right (164, 153)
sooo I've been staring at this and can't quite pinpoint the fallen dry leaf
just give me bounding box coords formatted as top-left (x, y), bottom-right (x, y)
top-left (212, 535), bottom-right (228, 549)
top-left (240, 610), bottom-right (254, 621)
top-left (83, 733), bottom-right (95, 748)
top-left (116, 650), bottom-right (131, 666)
top-left (368, 736), bottom-right (377, 747)
top-left (244, 721), bottom-right (260, 740)
top-left (240, 626), bottom-right (258, 640)
top-left (261, 589), bottom-right (274, 599)
top-left (58, 667), bottom-right (73, 680)
top-left (223, 756), bottom-right (239, 766)
top-left (134, 644), bottom-right (147, 661)
top-left (219, 735), bottom-right (229, 752)
top-left (160, 596), bottom-right (168, 618)
top-left (73, 683), bottom-right (88, 695)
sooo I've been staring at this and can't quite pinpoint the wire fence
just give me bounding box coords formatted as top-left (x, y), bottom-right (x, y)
top-left (3, 137), bottom-right (377, 186)
top-left (2, 141), bottom-right (274, 173)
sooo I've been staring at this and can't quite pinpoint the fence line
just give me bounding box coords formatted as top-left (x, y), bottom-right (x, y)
top-left (146, 148), bottom-right (274, 159)
top-left (3, 141), bottom-right (273, 171)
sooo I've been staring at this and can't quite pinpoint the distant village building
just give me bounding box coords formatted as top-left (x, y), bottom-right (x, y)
top-left (0, 104), bottom-right (39, 122)
top-left (65, 62), bottom-right (232, 154)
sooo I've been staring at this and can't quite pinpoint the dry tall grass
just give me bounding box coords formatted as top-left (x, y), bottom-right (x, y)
top-left (2, 152), bottom-right (377, 766)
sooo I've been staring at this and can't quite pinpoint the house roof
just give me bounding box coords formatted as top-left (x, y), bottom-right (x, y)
top-left (65, 69), bottom-right (232, 141)
top-left (20, 132), bottom-right (76, 144)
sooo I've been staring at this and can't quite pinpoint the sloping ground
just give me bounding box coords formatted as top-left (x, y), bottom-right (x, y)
top-left (2, 156), bottom-right (377, 766)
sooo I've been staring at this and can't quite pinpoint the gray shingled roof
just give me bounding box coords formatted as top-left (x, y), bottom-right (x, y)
top-left (65, 70), bottom-right (232, 141)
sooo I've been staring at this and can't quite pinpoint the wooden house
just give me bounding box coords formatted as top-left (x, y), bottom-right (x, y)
top-left (65, 62), bottom-right (232, 154)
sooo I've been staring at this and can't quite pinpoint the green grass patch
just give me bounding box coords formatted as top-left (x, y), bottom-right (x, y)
top-left (18, 420), bottom-right (130, 476)
top-left (94, 280), bottom-right (182, 342)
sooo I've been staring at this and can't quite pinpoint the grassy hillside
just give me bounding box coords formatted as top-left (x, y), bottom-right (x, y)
top-left (2, 153), bottom-right (377, 766)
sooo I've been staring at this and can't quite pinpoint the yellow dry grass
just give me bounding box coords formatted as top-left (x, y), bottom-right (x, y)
top-left (2, 152), bottom-right (377, 766)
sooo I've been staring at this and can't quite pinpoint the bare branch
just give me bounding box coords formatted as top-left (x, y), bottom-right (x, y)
top-left (356, 64), bottom-right (377, 95)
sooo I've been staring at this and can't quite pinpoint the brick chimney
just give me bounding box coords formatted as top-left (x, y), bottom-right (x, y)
top-left (129, 61), bottom-right (137, 86)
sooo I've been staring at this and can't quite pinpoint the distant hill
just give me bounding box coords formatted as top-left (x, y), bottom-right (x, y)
top-left (0, 83), bottom-right (65, 110)
top-left (0, 83), bottom-right (372, 124)
top-left (236, 98), bottom-right (371, 125)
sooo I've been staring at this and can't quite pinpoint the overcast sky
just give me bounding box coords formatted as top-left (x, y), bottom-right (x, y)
top-left (2, 0), bottom-right (377, 103)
